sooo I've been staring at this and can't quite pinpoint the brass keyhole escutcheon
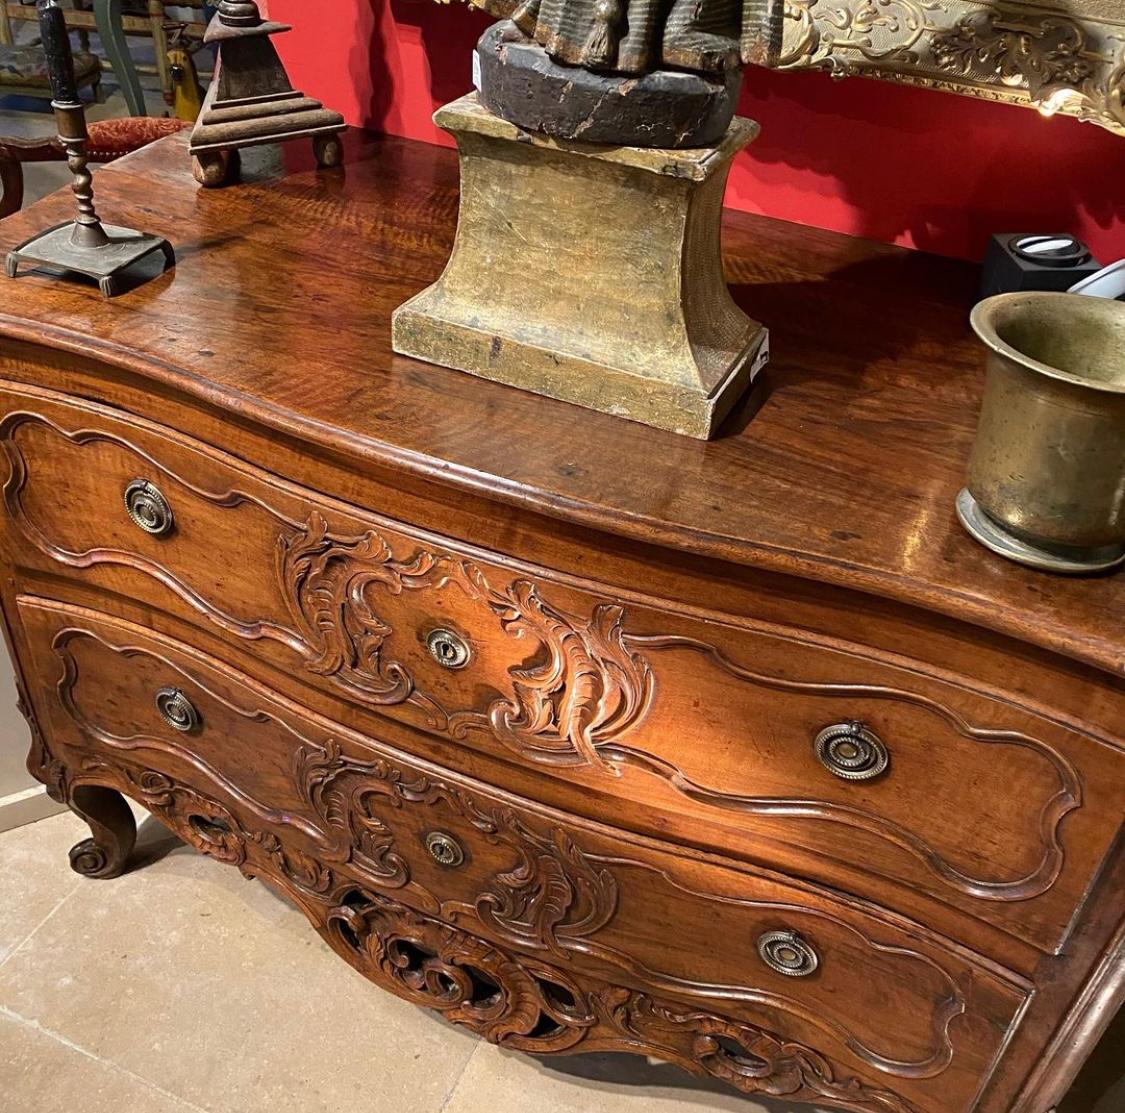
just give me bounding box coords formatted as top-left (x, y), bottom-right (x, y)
top-left (426, 628), bottom-right (471, 670)
top-left (425, 831), bottom-right (465, 868)
top-left (155, 687), bottom-right (201, 733)
top-left (757, 930), bottom-right (819, 977)
top-left (124, 478), bottom-right (174, 537)
top-left (814, 722), bottom-right (889, 782)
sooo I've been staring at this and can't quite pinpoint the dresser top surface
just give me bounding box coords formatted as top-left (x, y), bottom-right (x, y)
top-left (0, 131), bottom-right (1120, 674)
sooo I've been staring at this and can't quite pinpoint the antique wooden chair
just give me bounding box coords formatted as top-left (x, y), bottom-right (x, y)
top-left (0, 114), bottom-right (187, 218)
top-left (0, 31), bottom-right (102, 104)
top-left (0, 0), bottom-right (209, 116)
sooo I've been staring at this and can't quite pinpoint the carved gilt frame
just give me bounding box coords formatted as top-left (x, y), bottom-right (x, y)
top-left (765, 0), bottom-right (1125, 137)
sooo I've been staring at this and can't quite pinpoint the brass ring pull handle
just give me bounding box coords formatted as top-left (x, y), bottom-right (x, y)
top-left (124, 479), bottom-right (174, 537)
top-left (814, 721), bottom-right (889, 782)
top-left (155, 687), bottom-right (201, 733)
top-left (425, 831), bottom-right (465, 868)
top-left (426, 628), bottom-right (471, 670)
top-left (757, 930), bottom-right (819, 977)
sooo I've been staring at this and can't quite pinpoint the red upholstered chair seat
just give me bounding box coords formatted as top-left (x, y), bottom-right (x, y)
top-left (84, 116), bottom-right (189, 160)
top-left (0, 116), bottom-right (190, 219)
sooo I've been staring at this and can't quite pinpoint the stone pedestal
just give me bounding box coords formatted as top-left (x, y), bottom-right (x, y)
top-left (391, 94), bottom-right (768, 440)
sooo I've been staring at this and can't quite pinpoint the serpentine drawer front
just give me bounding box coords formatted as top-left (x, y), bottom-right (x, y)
top-left (17, 598), bottom-right (1029, 1113)
top-left (1, 385), bottom-right (1122, 956)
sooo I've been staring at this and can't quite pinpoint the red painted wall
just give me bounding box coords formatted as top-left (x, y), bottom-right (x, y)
top-left (268, 0), bottom-right (1125, 262)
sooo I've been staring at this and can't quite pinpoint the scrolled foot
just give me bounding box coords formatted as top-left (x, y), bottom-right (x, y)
top-left (313, 134), bottom-right (343, 169)
top-left (68, 785), bottom-right (137, 880)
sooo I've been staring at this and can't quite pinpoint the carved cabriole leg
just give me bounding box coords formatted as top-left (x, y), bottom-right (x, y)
top-left (17, 678), bottom-right (136, 879)
top-left (67, 784), bottom-right (137, 879)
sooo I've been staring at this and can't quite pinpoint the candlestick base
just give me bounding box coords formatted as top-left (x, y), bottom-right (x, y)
top-left (6, 221), bottom-right (175, 298)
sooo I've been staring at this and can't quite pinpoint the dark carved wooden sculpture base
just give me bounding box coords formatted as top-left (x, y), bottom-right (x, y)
top-left (0, 133), bottom-right (1122, 1113)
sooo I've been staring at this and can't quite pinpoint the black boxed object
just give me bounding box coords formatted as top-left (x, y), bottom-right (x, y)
top-left (978, 233), bottom-right (1102, 303)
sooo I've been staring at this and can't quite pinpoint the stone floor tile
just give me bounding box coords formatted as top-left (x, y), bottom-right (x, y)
top-left (0, 815), bottom-right (476, 1113)
top-left (0, 1008), bottom-right (209, 1112)
top-left (0, 809), bottom-right (87, 965)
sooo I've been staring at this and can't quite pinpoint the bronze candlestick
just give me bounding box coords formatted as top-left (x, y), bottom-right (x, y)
top-left (189, 0), bottom-right (346, 188)
top-left (5, 1), bottom-right (175, 297)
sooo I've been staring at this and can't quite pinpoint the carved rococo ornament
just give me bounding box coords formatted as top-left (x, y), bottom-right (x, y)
top-left (325, 889), bottom-right (917, 1113)
top-left (45, 749), bottom-right (917, 1111)
top-left (776, 0), bottom-right (1125, 135)
top-left (280, 512), bottom-right (655, 772)
top-left (5, 410), bottom-right (1085, 915)
top-left (296, 738), bottom-right (620, 956)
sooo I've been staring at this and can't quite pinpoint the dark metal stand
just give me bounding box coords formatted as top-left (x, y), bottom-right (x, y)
top-left (5, 101), bottom-right (174, 298)
top-left (189, 0), bottom-right (346, 188)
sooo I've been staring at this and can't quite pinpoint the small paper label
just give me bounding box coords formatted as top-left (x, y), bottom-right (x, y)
top-left (472, 52), bottom-right (482, 92)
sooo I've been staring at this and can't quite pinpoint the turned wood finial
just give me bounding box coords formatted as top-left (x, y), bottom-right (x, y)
top-left (217, 0), bottom-right (261, 26)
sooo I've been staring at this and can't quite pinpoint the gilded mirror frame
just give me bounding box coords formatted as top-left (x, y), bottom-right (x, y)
top-left (764, 0), bottom-right (1124, 137)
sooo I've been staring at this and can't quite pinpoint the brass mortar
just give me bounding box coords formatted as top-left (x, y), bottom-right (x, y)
top-left (958, 292), bottom-right (1125, 574)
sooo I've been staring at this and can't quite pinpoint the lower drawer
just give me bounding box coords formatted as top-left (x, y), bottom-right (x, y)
top-left (18, 596), bottom-right (1030, 1113)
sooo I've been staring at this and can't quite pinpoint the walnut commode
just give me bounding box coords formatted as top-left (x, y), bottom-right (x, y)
top-left (0, 134), bottom-right (1122, 1113)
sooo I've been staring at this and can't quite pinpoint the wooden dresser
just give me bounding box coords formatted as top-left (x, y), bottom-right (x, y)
top-left (0, 133), bottom-right (1121, 1113)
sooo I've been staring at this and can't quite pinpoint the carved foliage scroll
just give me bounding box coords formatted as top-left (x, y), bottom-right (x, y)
top-left (279, 511), bottom-right (655, 772)
top-left (296, 739), bottom-right (620, 957)
top-left (39, 624), bottom-right (975, 1081)
top-left (325, 889), bottom-right (918, 1113)
top-left (3, 411), bottom-right (1085, 911)
top-left (774, 0), bottom-right (1125, 136)
top-left (46, 750), bottom-right (919, 1112)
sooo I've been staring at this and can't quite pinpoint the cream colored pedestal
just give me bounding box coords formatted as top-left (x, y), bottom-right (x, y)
top-left (392, 94), bottom-right (768, 439)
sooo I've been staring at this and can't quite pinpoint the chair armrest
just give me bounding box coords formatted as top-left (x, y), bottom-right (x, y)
top-left (0, 153), bottom-right (25, 219)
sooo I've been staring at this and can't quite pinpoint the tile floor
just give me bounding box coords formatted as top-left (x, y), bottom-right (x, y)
top-left (0, 806), bottom-right (817, 1113)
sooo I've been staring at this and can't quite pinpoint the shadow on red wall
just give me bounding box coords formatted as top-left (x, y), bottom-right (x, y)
top-left (270, 0), bottom-right (1125, 262)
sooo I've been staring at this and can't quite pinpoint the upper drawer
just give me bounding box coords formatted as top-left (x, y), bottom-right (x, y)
top-left (2, 384), bottom-right (1123, 955)
top-left (18, 597), bottom-right (1027, 1113)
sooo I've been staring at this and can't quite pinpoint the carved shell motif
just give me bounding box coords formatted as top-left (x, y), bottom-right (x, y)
top-left (279, 513), bottom-right (654, 772)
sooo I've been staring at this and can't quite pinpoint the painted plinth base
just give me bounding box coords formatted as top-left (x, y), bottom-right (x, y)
top-left (392, 94), bottom-right (768, 439)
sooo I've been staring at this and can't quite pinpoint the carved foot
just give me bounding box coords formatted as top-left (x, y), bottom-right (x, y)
top-left (313, 134), bottom-right (343, 169)
top-left (192, 148), bottom-right (240, 188)
top-left (68, 785), bottom-right (137, 879)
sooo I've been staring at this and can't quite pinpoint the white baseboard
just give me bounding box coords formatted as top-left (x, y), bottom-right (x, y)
top-left (0, 784), bottom-right (67, 833)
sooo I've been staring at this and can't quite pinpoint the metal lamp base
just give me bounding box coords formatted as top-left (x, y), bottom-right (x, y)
top-left (6, 221), bottom-right (175, 298)
top-left (955, 489), bottom-right (1125, 575)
